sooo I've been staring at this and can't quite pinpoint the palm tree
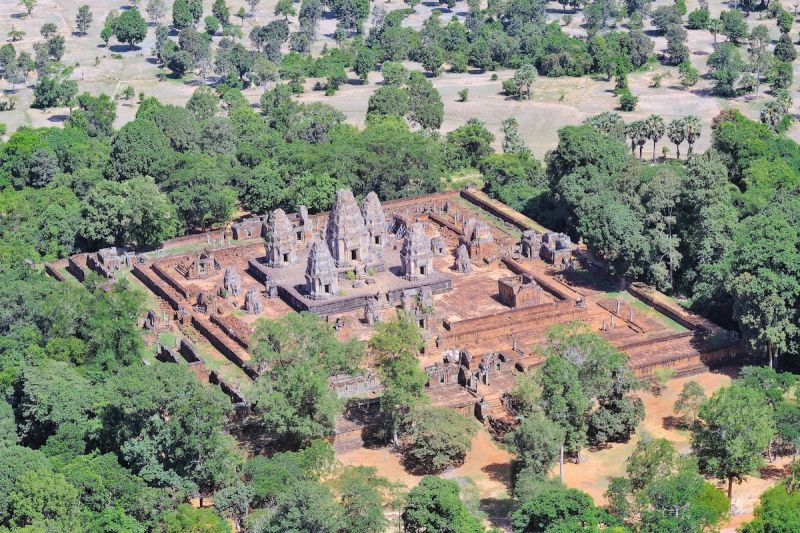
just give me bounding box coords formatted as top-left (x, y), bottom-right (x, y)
top-left (683, 115), bottom-right (701, 156)
top-left (666, 118), bottom-right (686, 159)
top-left (513, 64), bottom-right (536, 100)
top-left (624, 120), bottom-right (645, 156)
top-left (645, 114), bottom-right (665, 163)
top-left (631, 121), bottom-right (649, 159)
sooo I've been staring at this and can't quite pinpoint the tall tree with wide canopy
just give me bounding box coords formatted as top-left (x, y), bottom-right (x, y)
top-left (691, 384), bottom-right (775, 500)
top-left (369, 312), bottom-right (427, 446)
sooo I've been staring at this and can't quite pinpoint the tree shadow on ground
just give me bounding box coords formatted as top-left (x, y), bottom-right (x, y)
top-left (662, 415), bottom-right (684, 430)
top-left (481, 462), bottom-right (512, 485)
top-left (109, 44), bottom-right (140, 53)
top-left (479, 497), bottom-right (514, 530)
top-left (760, 464), bottom-right (789, 481)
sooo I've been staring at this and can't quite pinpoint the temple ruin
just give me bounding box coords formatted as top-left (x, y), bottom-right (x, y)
top-left (48, 186), bottom-right (742, 451)
top-left (264, 209), bottom-right (298, 268)
top-left (361, 191), bottom-right (387, 259)
top-left (401, 223), bottom-right (434, 281)
top-left (326, 189), bottom-right (373, 269)
top-left (305, 240), bottom-right (340, 300)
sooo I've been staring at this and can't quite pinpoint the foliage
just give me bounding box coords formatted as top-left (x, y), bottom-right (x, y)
top-left (250, 313), bottom-right (362, 447)
top-left (506, 413), bottom-right (565, 477)
top-left (691, 384), bottom-right (775, 498)
top-left (741, 482), bottom-right (800, 532)
top-left (402, 476), bottom-right (484, 533)
top-left (114, 9), bottom-right (147, 49)
top-left (512, 481), bottom-right (618, 533)
top-left (673, 380), bottom-right (705, 426)
top-left (405, 405), bottom-right (478, 473)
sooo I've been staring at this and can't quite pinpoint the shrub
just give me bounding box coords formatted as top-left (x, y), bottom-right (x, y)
top-left (687, 8), bottom-right (710, 29)
top-left (619, 90), bottom-right (638, 111)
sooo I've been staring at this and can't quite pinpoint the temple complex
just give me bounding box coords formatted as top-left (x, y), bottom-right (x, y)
top-left (48, 187), bottom-right (742, 451)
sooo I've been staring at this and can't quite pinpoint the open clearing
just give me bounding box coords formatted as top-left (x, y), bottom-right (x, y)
top-left (336, 366), bottom-right (793, 531)
top-left (2, 0), bottom-right (799, 158)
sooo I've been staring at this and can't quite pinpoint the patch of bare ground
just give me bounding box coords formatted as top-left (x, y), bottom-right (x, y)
top-left (3, 0), bottom-right (800, 153)
top-left (336, 429), bottom-right (513, 529)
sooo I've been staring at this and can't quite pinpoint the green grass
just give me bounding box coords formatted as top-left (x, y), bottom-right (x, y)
top-left (57, 267), bottom-right (83, 286)
top-left (605, 291), bottom-right (689, 333)
top-left (451, 197), bottom-right (523, 240)
top-left (194, 341), bottom-right (253, 394)
top-left (158, 331), bottom-right (179, 349)
top-left (142, 237), bottom-right (262, 259)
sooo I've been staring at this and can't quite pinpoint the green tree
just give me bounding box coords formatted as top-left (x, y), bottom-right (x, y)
top-left (334, 466), bottom-right (395, 533)
top-left (665, 24), bottom-right (689, 66)
top-left (172, 0), bottom-right (194, 29)
top-left (402, 476), bottom-right (484, 533)
top-left (673, 380), bottom-right (705, 426)
top-left (40, 22), bottom-right (57, 39)
top-left (741, 482), bottom-right (800, 532)
top-left (8, 468), bottom-right (80, 530)
top-left (445, 118), bottom-right (495, 170)
top-left (774, 33), bottom-right (797, 63)
top-left (405, 405), bottom-right (478, 473)
top-left (213, 483), bottom-right (253, 531)
top-left (501, 117), bottom-right (530, 156)
top-left (114, 9), bottom-right (148, 50)
top-left (261, 480), bottom-right (343, 533)
top-left (71, 92), bottom-right (117, 137)
top-left (421, 45), bottom-right (445, 77)
top-left (691, 384), bottom-right (775, 499)
top-left (644, 114), bottom-right (665, 162)
top-left (720, 9), bottom-right (748, 44)
top-left (625, 437), bottom-right (679, 492)
top-left (275, 0), bottom-right (296, 18)
top-left (186, 85), bottom-right (219, 120)
top-left (75, 5), bottom-right (93, 35)
top-left (367, 86), bottom-right (410, 118)
top-left (109, 118), bottom-right (172, 180)
top-left (188, 0), bottom-right (203, 23)
top-left (506, 413), bottom-right (565, 477)
top-left (381, 61), bottom-right (409, 86)
top-left (160, 504), bottom-right (231, 533)
top-left (407, 71), bottom-right (443, 130)
top-left (84, 507), bottom-right (145, 533)
top-left (683, 115), bottom-right (701, 155)
top-left (538, 356), bottom-right (589, 467)
top-left (212, 0), bottom-right (230, 24)
top-left (250, 313), bottom-right (361, 447)
top-left (369, 313), bottom-right (427, 446)
top-left (512, 481), bottom-right (613, 533)
top-left (666, 117), bottom-right (686, 159)
top-left (707, 42), bottom-right (744, 96)
top-left (19, 0), bottom-right (37, 17)
top-left (513, 64), bottom-right (536, 100)
top-left (101, 363), bottom-right (237, 498)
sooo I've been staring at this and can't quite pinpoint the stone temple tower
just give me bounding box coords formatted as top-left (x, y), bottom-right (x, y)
top-left (325, 189), bottom-right (371, 268)
top-left (361, 191), bottom-right (387, 258)
top-left (401, 223), bottom-right (433, 281)
top-left (305, 240), bottom-right (339, 299)
top-left (264, 209), bottom-right (297, 267)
